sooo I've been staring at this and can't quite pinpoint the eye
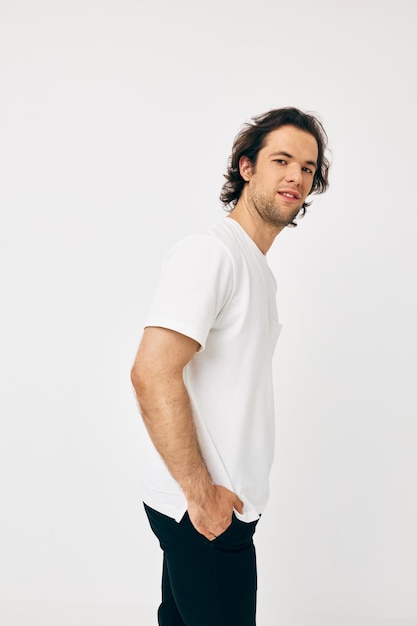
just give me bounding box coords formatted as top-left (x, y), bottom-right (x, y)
top-left (273, 159), bottom-right (286, 165)
top-left (302, 166), bottom-right (314, 174)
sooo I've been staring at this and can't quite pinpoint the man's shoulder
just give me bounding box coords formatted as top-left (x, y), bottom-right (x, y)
top-left (190, 217), bottom-right (234, 242)
top-left (167, 218), bottom-right (238, 259)
top-left (177, 217), bottom-right (248, 255)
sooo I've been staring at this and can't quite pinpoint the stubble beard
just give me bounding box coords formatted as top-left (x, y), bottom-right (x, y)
top-left (249, 185), bottom-right (302, 229)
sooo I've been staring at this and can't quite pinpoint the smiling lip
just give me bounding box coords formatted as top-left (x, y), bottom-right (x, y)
top-left (278, 189), bottom-right (301, 200)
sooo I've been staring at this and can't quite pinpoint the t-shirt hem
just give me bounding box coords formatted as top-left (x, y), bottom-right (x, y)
top-left (142, 496), bottom-right (263, 524)
top-left (142, 497), bottom-right (187, 523)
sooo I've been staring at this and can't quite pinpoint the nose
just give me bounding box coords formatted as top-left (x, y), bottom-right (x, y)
top-left (285, 163), bottom-right (302, 185)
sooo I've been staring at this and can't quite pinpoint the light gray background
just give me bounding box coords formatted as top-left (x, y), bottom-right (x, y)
top-left (1, 0), bottom-right (416, 624)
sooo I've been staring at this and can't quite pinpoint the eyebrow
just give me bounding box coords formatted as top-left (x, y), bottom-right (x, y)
top-left (269, 151), bottom-right (318, 169)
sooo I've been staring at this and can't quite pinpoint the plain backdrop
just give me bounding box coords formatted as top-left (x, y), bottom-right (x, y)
top-left (1, 0), bottom-right (416, 624)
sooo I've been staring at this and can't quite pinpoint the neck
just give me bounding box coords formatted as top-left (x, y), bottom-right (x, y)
top-left (227, 196), bottom-right (284, 255)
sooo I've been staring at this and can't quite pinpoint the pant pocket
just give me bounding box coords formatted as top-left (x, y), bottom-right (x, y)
top-left (181, 511), bottom-right (236, 545)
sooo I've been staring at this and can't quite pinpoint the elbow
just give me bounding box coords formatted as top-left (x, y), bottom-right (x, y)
top-left (130, 362), bottom-right (160, 428)
top-left (130, 362), bottom-right (146, 396)
top-left (130, 365), bottom-right (151, 420)
top-left (130, 358), bottom-right (158, 404)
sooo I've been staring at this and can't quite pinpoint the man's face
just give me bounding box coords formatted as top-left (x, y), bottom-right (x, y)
top-left (240, 125), bottom-right (319, 229)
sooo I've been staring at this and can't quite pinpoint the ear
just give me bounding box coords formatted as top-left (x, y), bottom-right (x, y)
top-left (239, 155), bottom-right (254, 182)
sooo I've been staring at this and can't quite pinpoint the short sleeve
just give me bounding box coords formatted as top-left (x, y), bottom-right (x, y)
top-left (145, 234), bottom-right (234, 350)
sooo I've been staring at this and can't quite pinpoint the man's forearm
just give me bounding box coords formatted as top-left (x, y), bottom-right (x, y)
top-left (131, 327), bottom-right (243, 539)
top-left (134, 375), bottom-right (213, 502)
top-left (135, 374), bottom-right (243, 539)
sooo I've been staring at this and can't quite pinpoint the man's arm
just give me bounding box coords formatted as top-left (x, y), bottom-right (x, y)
top-left (131, 326), bottom-right (243, 540)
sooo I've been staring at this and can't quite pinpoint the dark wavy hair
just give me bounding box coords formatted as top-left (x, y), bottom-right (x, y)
top-left (220, 107), bottom-right (330, 223)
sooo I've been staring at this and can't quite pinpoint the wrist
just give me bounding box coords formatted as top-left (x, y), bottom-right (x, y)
top-left (181, 466), bottom-right (214, 504)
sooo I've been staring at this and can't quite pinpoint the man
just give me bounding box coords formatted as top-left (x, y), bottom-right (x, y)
top-left (131, 107), bottom-right (330, 625)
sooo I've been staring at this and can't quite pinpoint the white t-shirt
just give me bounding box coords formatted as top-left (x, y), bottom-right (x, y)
top-left (141, 217), bottom-right (281, 523)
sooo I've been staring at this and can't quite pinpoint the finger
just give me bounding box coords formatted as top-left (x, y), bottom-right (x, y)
top-left (197, 526), bottom-right (215, 540)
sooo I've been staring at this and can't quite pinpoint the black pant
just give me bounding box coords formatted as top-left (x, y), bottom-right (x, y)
top-left (144, 503), bottom-right (259, 626)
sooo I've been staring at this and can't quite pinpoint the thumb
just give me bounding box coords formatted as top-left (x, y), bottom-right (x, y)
top-left (234, 495), bottom-right (244, 514)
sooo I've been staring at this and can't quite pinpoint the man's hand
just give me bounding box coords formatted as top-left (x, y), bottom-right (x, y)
top-left (187, 484), bottom-right (244, 541)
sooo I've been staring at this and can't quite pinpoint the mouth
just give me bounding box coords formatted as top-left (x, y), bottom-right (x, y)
top-left (278, 191), bottom-right (301, 201)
